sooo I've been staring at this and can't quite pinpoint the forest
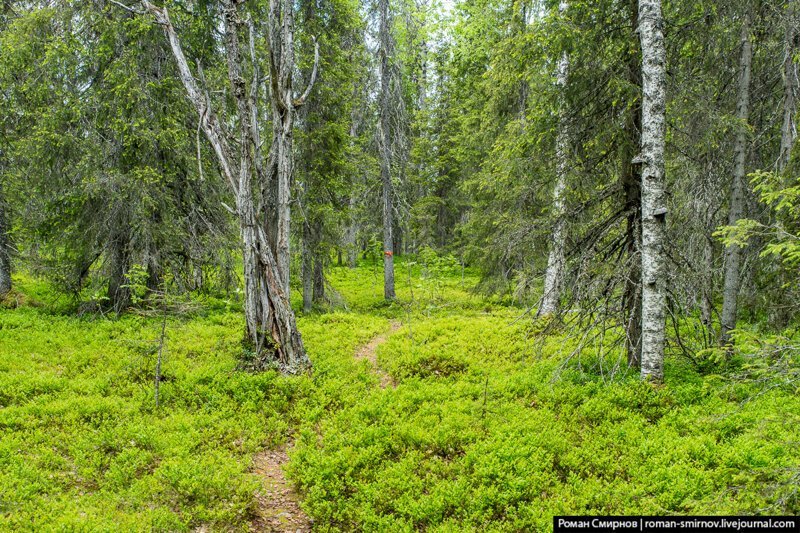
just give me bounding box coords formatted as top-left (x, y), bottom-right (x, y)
top-left (0, 0), bottom-right (799, 530)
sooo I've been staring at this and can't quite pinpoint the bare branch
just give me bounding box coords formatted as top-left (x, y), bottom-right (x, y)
top-left (293, 37), bottom-right (320, 108)
top-left (108, 0), bottom-right (146, 15)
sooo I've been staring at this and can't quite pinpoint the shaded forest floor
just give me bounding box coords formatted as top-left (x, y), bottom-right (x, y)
top-left (1, 257), bottom-right (798, 531)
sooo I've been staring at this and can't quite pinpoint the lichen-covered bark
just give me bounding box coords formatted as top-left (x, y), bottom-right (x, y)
top-left (638, 0), bottom-right (667, 382)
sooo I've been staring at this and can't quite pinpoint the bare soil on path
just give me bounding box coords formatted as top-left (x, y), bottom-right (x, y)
top-left (249, 319), bottom-right (401, 531)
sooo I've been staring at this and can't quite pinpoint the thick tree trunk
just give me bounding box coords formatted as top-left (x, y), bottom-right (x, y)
top-left (379, 0), bottom-right (396, 300)
top-left (638, 0), bottom-right (667, 382)
top-left (622, 0), bottom-right (643, 368)
top-left (0, 181), bottom-right (12, 296)
top-left (240, 207), bottom-right (307, 371)
top-left (274, 122), bottom-right (293, 296)
top-left (720, 16), bottom-right (752, 346)
top-left (539, 0), bottom-right (570, 317)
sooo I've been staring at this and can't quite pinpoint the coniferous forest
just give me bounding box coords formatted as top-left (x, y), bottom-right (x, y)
top-left (1, 0), bottom-right (799, 530)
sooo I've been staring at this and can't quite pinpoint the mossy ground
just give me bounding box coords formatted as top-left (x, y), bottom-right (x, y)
top-left (1, 258), bottom-right (798, 531)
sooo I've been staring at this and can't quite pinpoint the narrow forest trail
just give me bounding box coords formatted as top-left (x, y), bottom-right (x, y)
top-left (355, 320), bottom-right (402, 388)
top-left (248, 320), bottom-right (401, 531)
top-left (250, 446), bottom-right (311, 532)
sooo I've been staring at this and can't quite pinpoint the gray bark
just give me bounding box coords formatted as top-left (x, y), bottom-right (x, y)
top-left (379, 0), bottom-right (396, 300)
top-left (780, 1), bottom-right (798, 173)
top-left (539, 0), bottom-right (569, 317)
top-left (638, 0), bottom-right (667, 382)
top-left (265, 0), bottom-right (317, 295)
top-left (720, 16), bottom-right (752, 346)
top-left (138, 0), bottom-right (315, 372)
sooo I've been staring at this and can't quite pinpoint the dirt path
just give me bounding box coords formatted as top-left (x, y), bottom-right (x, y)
top-left (247, 322), bottom-right (401, 531)
top-left (354, 320), bottom-right (401, 388)
top-left (249, 446), bottom-right (311, 532)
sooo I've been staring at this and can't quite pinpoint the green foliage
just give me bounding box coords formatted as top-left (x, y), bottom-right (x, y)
top-left (0, 3), bottom-right (236, 308)
top-left (717, 171), bottom-right (800, 267)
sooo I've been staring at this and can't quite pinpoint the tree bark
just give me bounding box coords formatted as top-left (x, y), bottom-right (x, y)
top-left (539, 0), bottom-right (570, 317)
top-left (313, 253), bottom-right (325, 302)
top-left (720, 15), bottom-right (752, 346)
top-left (302, 218), bottom-right (324, 311)
top-left (378, 0), bottom-right (396, 300)
top-left (107, 226), bottom-right (131, 314)
top-left (346, 189), bottom-right (359, 268)
top-left (302, 221), bottom-right (314, 313)
top-left (138, 0), bottom-right (313, 372)
top-left (638, 0), bottom-right (667, 382)
top-left (0, 180), bottom-right (12, 296)
top-left (779, 1), bottom-right (798, 173)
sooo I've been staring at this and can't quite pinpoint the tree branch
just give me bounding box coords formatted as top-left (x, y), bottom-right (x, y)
top-left (293, 37), bottom-right (320, 108)
top-left (108, 0), bottom-right (146, 16)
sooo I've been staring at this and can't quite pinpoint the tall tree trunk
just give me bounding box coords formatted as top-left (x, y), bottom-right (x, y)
top-left (771, 3), bottom-right (798, 329)
top-left (720, 16), bottom-right (752, 346)
top-left (638, 0), bottom-right (667, 382)
top-left (780, 1), bottom-right (798, 173)
top-left (539, 0), bottom-right (570, 317)
top-left (0, 0), bottom-right (10, 297)
top-left (621, 0), bottom-right (643, 367)
top-left (138, 0), bottom-right (315, 372)
top-left (379, 0), bottom-right (396, 300)
top-left (0, 180), bottom-right (12, 296)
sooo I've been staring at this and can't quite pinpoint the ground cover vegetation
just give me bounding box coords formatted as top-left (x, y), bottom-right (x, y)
top-left (2, 258), bottom-right (799, 530)
top-left (0, 0), bottom-right (799, 530)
